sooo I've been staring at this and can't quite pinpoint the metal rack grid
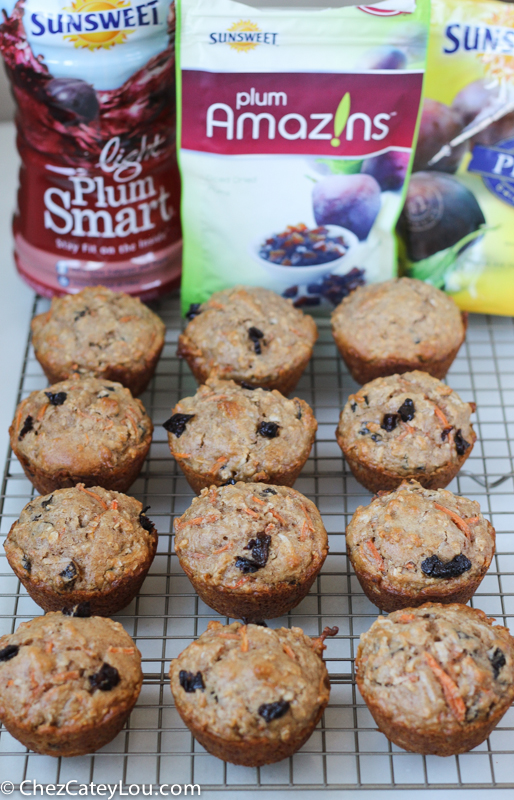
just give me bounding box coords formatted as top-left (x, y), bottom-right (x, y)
top-left (0, 291), bottom-right (514, 792)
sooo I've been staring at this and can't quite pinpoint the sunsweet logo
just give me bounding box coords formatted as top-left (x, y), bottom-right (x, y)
top-left (29, 0), bottom-right (160, 49)
top-left (444, 22), bottom-right (514, 55)
top-left (209, 20), bottom-right (278, 51)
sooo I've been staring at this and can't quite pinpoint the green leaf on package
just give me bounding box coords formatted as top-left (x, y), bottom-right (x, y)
top-left (408, 227), bottom-right (489, 288)
top-left (316, 158), bottom-right (363, 175)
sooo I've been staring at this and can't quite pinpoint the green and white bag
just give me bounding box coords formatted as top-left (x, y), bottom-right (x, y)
top-left (176, 0), bottom-right (431, 313)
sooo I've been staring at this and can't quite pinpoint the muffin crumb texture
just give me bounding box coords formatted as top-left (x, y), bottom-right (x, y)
top-left (166, 379), bottom-right (316, 492)
top-left (0, 613), bottom-right (142, 756)
top-left (331, 278), bottom-right (466, 383)
top-left (170, 621), bottom-right (331, 765)
top-left (337, 371), bottom-right (475, 492)
top-left (356, 603), bottom-right (514, 755)
top-left (178, 286), bottom-right (318, 395)
top-left (31, 286), bottom-right (165, 396)
top-left (346, 481), bottom-right (495, 611)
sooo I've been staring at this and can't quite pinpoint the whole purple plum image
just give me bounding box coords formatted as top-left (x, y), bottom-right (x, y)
top-left (398, 172), bottom-right (485, 262)
top-left (413, 99), bottom-right (466, 174)
top-left (452, 79), bottom-right (500, 126)
top-left (312, 174), bottom-right (381, 241)
top-left (46, 78), bottom-right (99, 124)
top-left (362, 151), bottom-right (410, 192)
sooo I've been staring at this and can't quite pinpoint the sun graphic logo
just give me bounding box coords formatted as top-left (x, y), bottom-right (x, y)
top-left (63, 0), bottom-right (135, 50)
top-left (227, 20), bottom-right (262, 52)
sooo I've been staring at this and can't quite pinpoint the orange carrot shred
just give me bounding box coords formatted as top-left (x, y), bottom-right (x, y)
top-left (283, 644), bottom-right (297, 660)
top-left (185, 517), bottom-right (205, 527)
top-left (244, 507), bottom-right (259, 518)
top-left (108, 646), bottom-right (135, 654)
top-left (251, 495), bottom-right (266, 505)
top-left (232, 577), bottom-right (247, 588)
top-left (434, 406), bottom-right (450, 427)
top-left (434, 503), bottom-right (471, 538)
top-left (301, 506), bottom-right (315, 531)
top-left (209, 456), bottom-right (228, 474)
top-left (110, 500), bottom-right (118, 511)
top-left (397, 613), bottom-right (416, 623)
top-left (424, 652), bottom-right (466, 722)
top-left (466, 516), bottom-right (480, 524)
top-left (209, 487), bottom-right (218, 504)
top-left (299, 520), bottom-right (308, 542)
top-left (240, 625), bottom-right (249, 652)
top-left (37, 403), bottom-right (48, 421)
top-left (77, 485), bottom-right (108, 509)
top-left (213, 543), bottom-right (233, 554)
top-left (173, 452), bottom-right (192, 459)
top-left (270, 509), bottom-right (286, 525)
top-left (365, 540), bottom-right (385, 572)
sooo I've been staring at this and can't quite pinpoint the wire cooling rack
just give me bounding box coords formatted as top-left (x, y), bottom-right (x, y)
top-left (0, 292), bottom-right (513, 793)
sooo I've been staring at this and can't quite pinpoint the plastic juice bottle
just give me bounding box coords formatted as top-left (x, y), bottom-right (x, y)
top-left (0, 0), bottom-right (181, 299)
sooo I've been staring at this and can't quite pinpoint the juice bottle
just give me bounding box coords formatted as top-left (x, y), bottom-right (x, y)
top-left (0, 0), bottom-right (181, 299)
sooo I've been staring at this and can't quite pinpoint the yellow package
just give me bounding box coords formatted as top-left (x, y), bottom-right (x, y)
top-left (398, 0), bottom-right (514, 315)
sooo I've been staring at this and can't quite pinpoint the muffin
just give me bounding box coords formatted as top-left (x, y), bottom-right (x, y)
top-left (356, 603), bottom-right (514, 756)
top-left (170, 620), bottom-right (336, 766)
top-left (31, 286), bottom-right (166, 396)
top-left (10, 377), bottom-right (153, 494)
top-left (4, 485), bottom-right (158, 615)
top-left (178, 286), bottom-right (318, 395)
top-left (346, 480), bottom-right (495, 612)
top-left (174, 482), bottom-right (328, 620)
top-left (164, 378), bottom-right (317, 493)
top-left (336, 370), bottom-right (476, 493)
top-left (0, 611), bottom-right (142, 757)
top-left (331, 278), bottom-right (467, 385)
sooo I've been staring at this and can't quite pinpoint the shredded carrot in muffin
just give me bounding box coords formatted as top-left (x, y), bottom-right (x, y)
top-left (424, 652), bottom-right (466, 722)
top-left (251, 495), bottom-right (266, 505)
top-left (434, 406), bottom-right (450, 427)
top-left (244, 507), bottom-right (260, 518)
top-left (434, 504), bottom-right (471, 538)
top-left (240, 625), bottom-right (249, 652)
top-left (282, 644), bottom-right (297, 660)
top-left (77, 485), bottom-right (108, 509)
top-left (270, 509), bottom-right (286, 525)
top-left (365, 540), bottom-right (385, 572)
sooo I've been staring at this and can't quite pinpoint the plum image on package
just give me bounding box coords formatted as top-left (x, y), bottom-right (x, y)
top-left (176, 0), bottom-right (430, 312)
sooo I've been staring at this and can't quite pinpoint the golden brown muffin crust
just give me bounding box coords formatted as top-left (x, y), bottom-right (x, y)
top-left (170, 622), bottom-right (330, 743)
top-left (5, 485), bottom-right (157, 609)
top-left (10, 377), bottom-right (152, 493)
top-left (0, 613), bottom-right (142, 730)
top-left (356, 604), bottom-right (514, 753)
top-left (166, 379), bottom-right (317, 490)
top-left (178, 286), bottom-right (318, 393)
top-left (31, 286), bottom-right (165, 396)
top-left (331, 278), bottom-right (466, 382)
top-left (346, 481), bottom-right (495, 610)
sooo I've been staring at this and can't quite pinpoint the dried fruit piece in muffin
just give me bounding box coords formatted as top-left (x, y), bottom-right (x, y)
top-left (356, 603), bottom-right (514, 756)
top-left (5, 485), bottom-right (158, 615)
top-left (336, 371), bottom-right (476, 493)
top-left (0, 612), bottom-right (142, 757)
top-left (10, 377), bottom-right (153, 495)
top-left (31, 286), bottom-right (166, 396)
top-left (174, 482), bottom-right (328, 620)
top-left (177, 286), bottom-right (318, 396)
top-left (346, 480), bottom-right (494, 611)
top-left (169, 621), bottom-right (337, 766)
top-left (164, 378), bottom-right (317, 493)
top-left (331, 278), bottom-right (467, 384)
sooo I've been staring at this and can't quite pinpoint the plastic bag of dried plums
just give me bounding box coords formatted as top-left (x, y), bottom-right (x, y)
top-left (398, 0), bottom-right (514, 316)
top-left (176, 0), bottom-right (431, 312)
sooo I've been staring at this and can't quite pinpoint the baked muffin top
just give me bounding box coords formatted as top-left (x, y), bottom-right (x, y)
top-left (31, 286), bottom-right (165, 380)
top-left (331, 278), bottom-right (465, 364)
top-left (165, 379), bottom-right (317, 484)
top-left (10, 377), bottom-right (152, 476)
top-left (346, 481), bottom-right (494, 594)
top-left (337, 371), bottom-right (475, 475)
top-left (170, 621), bottom-right (330, 741)
top-left (178, 286), bottom-right (318, 387)
top-left (175, 482), bottom-right (327, 591)
top-left (0, 613), bottom-right (142, 730)
top-left (5, 485), bottom-right (157, 594)
top-left (356, 604), bottom-right (514, 729)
